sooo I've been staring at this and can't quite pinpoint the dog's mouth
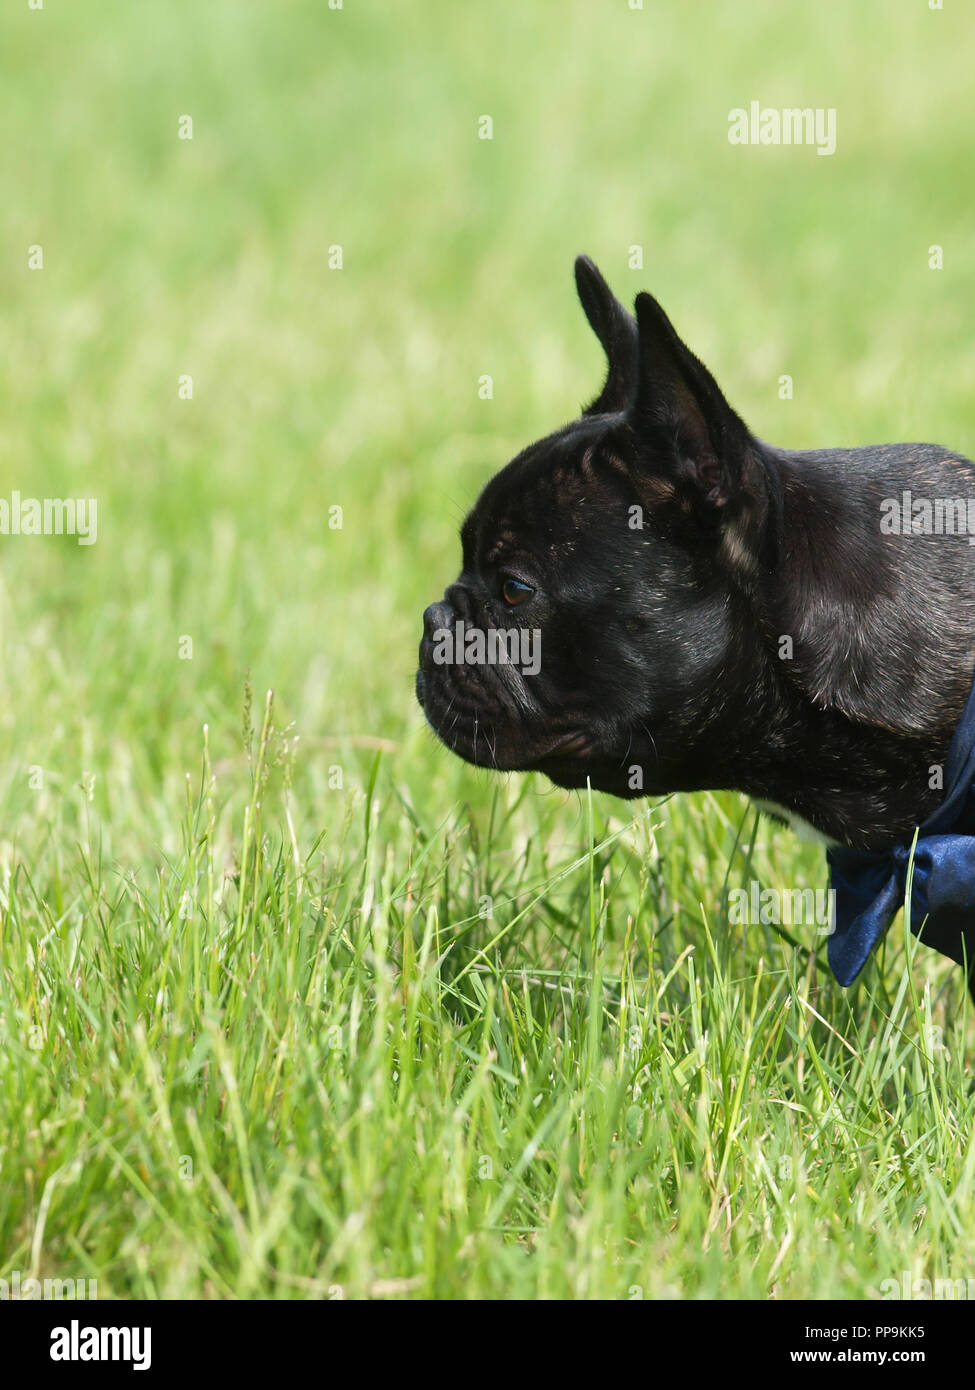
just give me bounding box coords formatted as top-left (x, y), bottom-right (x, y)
top-left (417, 666), bottom-right (599, 771)
top-left (532, 730), bottom-right (595, 764)
top-left (528, 730), bottom-right (608, 785)
top-left (418, 669), bottom-right (649, 797)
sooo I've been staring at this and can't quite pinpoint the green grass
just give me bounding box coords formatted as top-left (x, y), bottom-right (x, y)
top-left (0, 0), bottom-right (973, 1300)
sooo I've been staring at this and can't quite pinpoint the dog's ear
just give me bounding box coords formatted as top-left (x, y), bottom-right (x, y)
top-left (630, 290), bottom-right (753, 512)
top-left (574, 256), bottom-right (639, 415)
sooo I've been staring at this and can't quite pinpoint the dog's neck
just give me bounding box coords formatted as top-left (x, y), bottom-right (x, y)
top-left (650, 440), bottom-right (966, 849)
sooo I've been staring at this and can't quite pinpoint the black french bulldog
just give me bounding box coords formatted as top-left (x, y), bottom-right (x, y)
top-left (416, 256), bottom-right (975, 984)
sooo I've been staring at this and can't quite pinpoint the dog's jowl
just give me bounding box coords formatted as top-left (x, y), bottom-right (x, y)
top-left (417, 256), bottom-right (975, 995)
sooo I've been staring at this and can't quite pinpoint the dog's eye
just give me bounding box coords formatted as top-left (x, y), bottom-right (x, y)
top-left (501, 577), bottom-right (534, 607)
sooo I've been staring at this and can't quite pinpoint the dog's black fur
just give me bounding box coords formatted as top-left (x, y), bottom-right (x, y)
top-left (417, 257), bottom-right (975, 856)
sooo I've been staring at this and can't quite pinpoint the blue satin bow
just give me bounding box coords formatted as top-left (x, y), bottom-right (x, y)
top-left (826, 673), bottom-right (975, 988)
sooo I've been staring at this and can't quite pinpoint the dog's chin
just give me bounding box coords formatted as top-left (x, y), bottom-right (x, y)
top-left (534, 753), bottom-right (647, 798)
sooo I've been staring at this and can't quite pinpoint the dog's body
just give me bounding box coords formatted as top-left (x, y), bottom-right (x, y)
top-left (417, 258), bottom-right (975, 860)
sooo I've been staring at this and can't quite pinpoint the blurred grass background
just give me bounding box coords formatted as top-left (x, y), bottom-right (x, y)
top-left (0, 0), bottom-right (973, 1300)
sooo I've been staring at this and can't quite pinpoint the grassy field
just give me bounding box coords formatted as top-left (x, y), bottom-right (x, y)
top-left (1, 0), bottom-right (974, 1300)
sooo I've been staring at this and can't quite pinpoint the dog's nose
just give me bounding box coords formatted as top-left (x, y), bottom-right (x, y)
top-left (423, 601), bottom-right (453, 638)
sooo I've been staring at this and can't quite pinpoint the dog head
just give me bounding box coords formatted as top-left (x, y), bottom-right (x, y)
top-left (416, 256), bottom-right (772, 797)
